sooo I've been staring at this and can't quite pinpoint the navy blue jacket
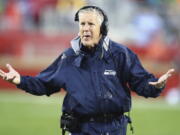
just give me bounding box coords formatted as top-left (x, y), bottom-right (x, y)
top-left (17, 36), bottom-right (163, 115)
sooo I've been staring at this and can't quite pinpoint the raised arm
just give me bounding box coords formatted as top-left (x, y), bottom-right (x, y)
top-left (0, 54), bottom-right (65, 96)
top-left (0, 64), bottom-right (20, 85)
top-left (123, 48), bottom-right (175, 98)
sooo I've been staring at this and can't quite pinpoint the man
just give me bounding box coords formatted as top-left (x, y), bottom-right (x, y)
top-left (0, 6), bottom-right (175, 135)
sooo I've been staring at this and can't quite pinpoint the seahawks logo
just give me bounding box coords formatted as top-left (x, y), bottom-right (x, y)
top-left (104, 70), bottom-right (116, 76)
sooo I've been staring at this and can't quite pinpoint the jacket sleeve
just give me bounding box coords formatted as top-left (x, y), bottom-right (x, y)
top-left (125, 48), bottom-right (164, 98)
top-left (17, 54), bottom-right (65, 96)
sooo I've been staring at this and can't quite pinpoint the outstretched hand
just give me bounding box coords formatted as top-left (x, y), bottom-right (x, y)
top-left (149, 68), bottom-right (175, 89)
top-left (0, 64), bottom-right (20, 85)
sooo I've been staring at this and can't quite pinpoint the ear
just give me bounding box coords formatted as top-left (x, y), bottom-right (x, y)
top-left (78, 32), bottom-right (80, 36)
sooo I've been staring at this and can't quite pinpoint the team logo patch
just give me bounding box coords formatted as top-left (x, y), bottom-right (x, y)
top-left (104, 70), bottom-right (116, 76)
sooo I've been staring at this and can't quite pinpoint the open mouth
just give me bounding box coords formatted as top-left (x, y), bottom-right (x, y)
top-left (83, 35), bottom-right (91, 40)
top-left (83, 35), bottom-right (91, 38)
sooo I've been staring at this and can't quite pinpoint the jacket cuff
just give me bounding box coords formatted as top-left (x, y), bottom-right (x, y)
top-left (16, 76), bottom-right (25, 90)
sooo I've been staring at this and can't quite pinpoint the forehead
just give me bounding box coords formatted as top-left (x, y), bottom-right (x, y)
top-left (78, 11), bottom-right (100, 23)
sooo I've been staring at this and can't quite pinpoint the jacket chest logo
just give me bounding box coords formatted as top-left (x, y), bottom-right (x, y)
top-left (104, 70), bottom-right (116, 76)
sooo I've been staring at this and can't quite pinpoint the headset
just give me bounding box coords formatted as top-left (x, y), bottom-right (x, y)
top-left (74, 6), bottom-right (108, 36)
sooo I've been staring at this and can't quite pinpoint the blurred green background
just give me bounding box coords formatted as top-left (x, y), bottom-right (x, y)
top-left (0, 90), bottom-right (179, 135)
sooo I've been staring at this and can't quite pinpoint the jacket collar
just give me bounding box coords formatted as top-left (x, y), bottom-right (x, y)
top-left (70, 36), bottom-right (110, 55)
top-left (70, 36), bottom-right (110, 67)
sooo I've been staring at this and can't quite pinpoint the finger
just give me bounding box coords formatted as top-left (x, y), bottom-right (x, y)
top-left (0, 69), bottom-right (6, 78)
top-left (0, 69), bottom-right (6, 74)
top-left (6, 64), bottom-right (14, 72)
top-left (3, 75), bottom-right (7, 80)
top-left (162, 69), bottom-right (175, 80)
top-left (149, 82), bottom-right (158, 85)
top-left (0, 72), bottom-right (4, 77)
top-left (166, 68), bottom-right (175, 76)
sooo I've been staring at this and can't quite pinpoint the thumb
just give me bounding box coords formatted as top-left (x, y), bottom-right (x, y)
top-left (166, 68), bottom-right (175, 76)
top-left (6, 64), bottom-right (14, 72)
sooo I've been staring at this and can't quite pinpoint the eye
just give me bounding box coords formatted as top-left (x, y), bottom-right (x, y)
top-left (80, 22), bottom-right (85, 26)
top-left (88, 22), bottom-right (94, 26)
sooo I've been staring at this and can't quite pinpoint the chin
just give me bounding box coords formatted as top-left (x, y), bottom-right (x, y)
top-left (82, 42), bottom-right (95, 48)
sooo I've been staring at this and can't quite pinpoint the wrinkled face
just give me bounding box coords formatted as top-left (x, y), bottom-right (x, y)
top-left (79, 11), bottom-right (102, 48)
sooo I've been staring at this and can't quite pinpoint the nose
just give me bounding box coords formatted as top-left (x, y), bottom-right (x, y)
top-left (83, 23), bottom-right (90, 31)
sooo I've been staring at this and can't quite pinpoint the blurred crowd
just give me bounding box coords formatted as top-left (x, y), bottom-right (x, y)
top-left (0, 0), bottom-right (180, 100)
top-left (0, 0), bottom-right (179, 64)
top-left (1, 0), bottom-right (179, 65)
top-left (0, 0), bottom-right (179, 41)
top-left (0, 0), bottom-right (83, 33)
top-left (0, 0), bottom-right (179, 45)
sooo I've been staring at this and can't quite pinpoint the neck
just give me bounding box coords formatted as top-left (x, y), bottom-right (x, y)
top-left (80, 36), bottom-right (105, 54)
top-left (81, 44), bottom-right (97, 54)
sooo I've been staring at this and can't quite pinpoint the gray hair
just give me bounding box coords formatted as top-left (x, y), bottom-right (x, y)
top-left (78, 8), bottom-right (104, 25)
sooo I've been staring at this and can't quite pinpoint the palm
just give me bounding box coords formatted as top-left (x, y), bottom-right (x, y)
top-left (0, 64), bottom-right (20, 85)
top-left (149, 69), bottom-right (175, 89)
